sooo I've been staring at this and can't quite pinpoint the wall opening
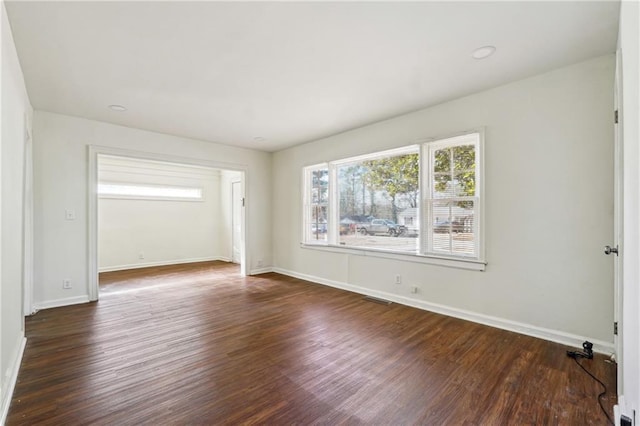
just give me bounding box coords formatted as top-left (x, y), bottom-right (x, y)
top-left (88, 147), bottom-right (248, 300)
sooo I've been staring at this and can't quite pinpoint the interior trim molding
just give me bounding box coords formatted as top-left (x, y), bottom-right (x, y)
top-left (34, 296), bottom-right (91, 311)
top-left (1, 336), bottom-right (26, 425)
top-left (98, 256), bottom-right (229, 273)
top-left (614, 395), bottom-right (631, 424)
top-left (250, 266), bottom-right (274, 275)
top-left (272, 267), bottom-right (615, 355)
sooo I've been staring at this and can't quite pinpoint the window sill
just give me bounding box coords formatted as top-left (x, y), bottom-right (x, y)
top-left (300, 243), bottom-right (486, 271)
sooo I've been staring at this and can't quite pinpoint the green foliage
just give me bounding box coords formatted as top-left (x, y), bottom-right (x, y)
top-left (434, 145), bottom-right (475, 197)
top-left (363, 153), bottom-right (419, 199)
top-left (363, 153), bottom-right (419, 221)
top-left (335, 146), bottom-right (475, 221)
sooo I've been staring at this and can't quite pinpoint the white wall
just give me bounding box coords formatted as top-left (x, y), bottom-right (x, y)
top-left (98, 156), bottom-right (226, 271)
top-left (219, 170), bottom-right (242, 262)
top-left (272, 55), bottom-right (615, 350)
top-left (618, 0), bottom-right (640, 420)
top-left (0, 1), bottom-right (32, 420)
top-left (33, 111), bottom-right (271, 308)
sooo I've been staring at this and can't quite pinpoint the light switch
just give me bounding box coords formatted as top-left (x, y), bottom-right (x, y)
top-left (65, 209), bottom-right (76, 220)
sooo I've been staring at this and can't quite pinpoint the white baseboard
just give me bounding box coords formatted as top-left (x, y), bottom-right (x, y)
top-left (98, 256), bottom-right (226, 273)
top-left (614, 395), bottom-right (635, 426)
top-left (272, 267), bottom-right (615, 355)
top-left (1, 336), bottom-right (26, 425)
top-left (34, 295), bottom-right (90, 311)
top-left (250, 267), bottom-right (274, 275)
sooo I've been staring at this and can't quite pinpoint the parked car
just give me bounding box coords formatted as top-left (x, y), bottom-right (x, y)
top-left (433, 216), bottom-right (473, 233)
top-left (358, 218), bottom-right (407, 237)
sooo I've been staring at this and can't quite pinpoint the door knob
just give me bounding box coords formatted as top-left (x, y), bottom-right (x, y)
top-left (604, 245), bottom-right (619, 256)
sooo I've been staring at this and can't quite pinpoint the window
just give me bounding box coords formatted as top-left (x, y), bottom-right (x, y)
top-left (303, 165), bottom-right (329, 243)
top-left (302, 131), bottom-right (483, 265)
top-left (335, 147), bottom-right (419, 253)
top-left (424, 133), bottom-right (480, 258)
top-left (98, 183), bottom-right (203, 201)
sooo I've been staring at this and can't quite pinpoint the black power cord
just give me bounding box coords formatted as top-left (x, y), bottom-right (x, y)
top-left (570, 356), bottom-right (614, 425)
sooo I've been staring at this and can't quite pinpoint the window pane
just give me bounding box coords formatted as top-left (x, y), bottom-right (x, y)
top-left (312, 169), bottom-right (329, 203)
top-left (309, 205), bottom-right (328, 241)
top-left (451, 206), bottom-right (475, 256)
top-left (432, 201), bottom-right (453, 252)
top-left (434, 149), bottom-right (451, 173)
top-left (305, 166), bottom-right (329, 244)
top-left (433, 173), bottom-right (454, 198)
top-left (455, 172), bottom-right (476, 197)
top-left (429, 200), bottom-right (476, 256)
top-left (453, 145), bottom-right (475, 172)
top-left (337, 152), bottom-right (419, 253)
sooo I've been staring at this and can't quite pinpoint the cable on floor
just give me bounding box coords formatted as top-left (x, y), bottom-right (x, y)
top-left (571, 357), bottom-right (614, 425)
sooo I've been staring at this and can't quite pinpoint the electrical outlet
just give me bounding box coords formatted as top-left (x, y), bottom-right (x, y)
top-left (138, 252), bottom-right (144, 260)
top-left (395, 275), bottom-right (401, 285)
top-left (257, 259), bottom-right (264, 268)
top-left (65, 209), bottom-right (76, 220)
top-left (411, 286), bottom-right (418, 294)
top-left (62, 279), bottom-right (72, 289)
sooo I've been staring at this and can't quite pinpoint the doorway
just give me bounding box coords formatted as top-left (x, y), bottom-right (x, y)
top-left (88, 146), bottom-right (248, 301)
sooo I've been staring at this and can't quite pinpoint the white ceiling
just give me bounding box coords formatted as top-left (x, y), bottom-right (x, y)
top-left (5, 1), bottom-right (620, 152)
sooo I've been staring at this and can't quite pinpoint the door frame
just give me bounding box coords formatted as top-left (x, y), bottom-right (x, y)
top-left (613, 48), bottom-right (623, 385)
top-left (87, 145), bottom-right (249, 301)
top-left (231, 180), bottom-right (242, 264)
top-left (22, 115), bottom-right (34, 316)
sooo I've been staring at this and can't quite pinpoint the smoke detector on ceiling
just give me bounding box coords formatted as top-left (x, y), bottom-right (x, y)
top-left (472, 46), bottom-right (496, 60)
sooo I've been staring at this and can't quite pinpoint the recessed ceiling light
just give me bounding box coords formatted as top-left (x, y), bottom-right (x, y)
top-left (108, 104), bottom-right (127, 112)
top-left (472, 46), bottom-right (496, 60)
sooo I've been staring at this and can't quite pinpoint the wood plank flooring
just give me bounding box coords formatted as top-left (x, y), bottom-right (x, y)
top-left (7, 261), bottom-right (616, 425)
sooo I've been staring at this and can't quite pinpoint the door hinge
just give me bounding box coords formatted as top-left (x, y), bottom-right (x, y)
top-left (614, 321), bottom-right (618, 335)
top-left (242, 197), bottom-right (245, 207)
top-left (615, 110), bottom-right (619, 124)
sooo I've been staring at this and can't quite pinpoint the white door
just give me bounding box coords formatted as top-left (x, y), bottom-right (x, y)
top-left (231, 181), bottom-right (242, 264)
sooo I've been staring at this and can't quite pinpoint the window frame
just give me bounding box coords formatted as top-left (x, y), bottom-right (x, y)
top-left (421, 132), bottom-right (483, 260)
top-left (302, 163), bottom-right (330, 245)
top-left (301, 129), bottom-right (485, 271)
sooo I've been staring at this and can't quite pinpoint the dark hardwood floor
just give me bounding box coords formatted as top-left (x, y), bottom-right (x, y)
top-left (7, 261), bottom-right (616, 425)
